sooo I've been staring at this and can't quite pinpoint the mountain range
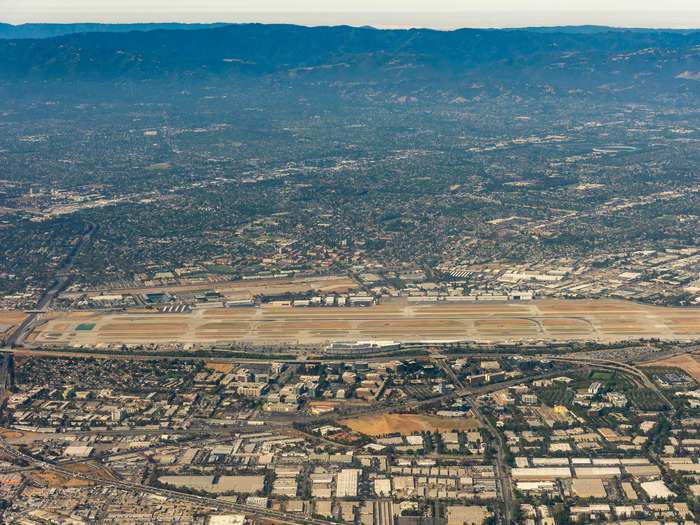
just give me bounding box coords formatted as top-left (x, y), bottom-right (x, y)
top-left (0, 23), bottom-right (698, 97)
top-left (0, 23), bottom-right (228, 40)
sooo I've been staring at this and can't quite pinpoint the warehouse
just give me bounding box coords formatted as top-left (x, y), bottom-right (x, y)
top-left (624, 465), bottom-right (661, 478)
top-left (336, 468), bottom-right (361, 498)
top-left (516, 481), bottom-right (557, 494)
top-left (574, 467), bottom-right (620, 479)
top-left (532, 457), bottom-right (569, 466)
top-left (640, 480), bottom-right (676, 500)
top-left (571, 478), bottom-right (607, 498)
top-left (511, 467), bottom-right (572, 480)
top-left (374, 478), bottom-right (391, 497)
top-left (157, 475), bottom-right (264, 494)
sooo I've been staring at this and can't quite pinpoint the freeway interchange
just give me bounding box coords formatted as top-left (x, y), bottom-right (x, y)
top-left (0, 436), bottom-right (342, 525)
top-left (0, 343), bottom-right (686, 524)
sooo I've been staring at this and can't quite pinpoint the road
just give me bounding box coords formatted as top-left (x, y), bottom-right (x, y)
top-left (7, 221), bottom-right (96, 347)
top-left (0, 421), bottom-right (287, 439)
top-left (0, 339), bottom-right (691, 524)
top-left (0, 352), bottom-right (12, 394)
top-left (0, 366), bottom-right (574, 525)
top-left (0, 431), bottom-right (240, 475)
top-left (2, 345), bottom-right (519, 363)
top-left (431, 358), bottom-right (514, 522)
top-left (0, 437), bottom-right (341, 525)
top-left (547, 355), bottom-right (675, 411)
top-left (467, 393), bottom-right (513, 525)
top-left (302, 367), bottom-right (577, 424)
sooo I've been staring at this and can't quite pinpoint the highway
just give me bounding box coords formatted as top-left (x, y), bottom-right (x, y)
top-left (467, 393), bottom-right (513, 525)
top-left (0, 352), bottom-right (12, 394)
top-left (0, 432), bottom-right (235, 475)
top-left (0, 421), bottom-right (287, 439)
top-left (6, 221), bottom-right (96, 348)
top-left (546, 355), bottom-right (675, 411)
top-left (0, 366), bottom-right (575, 525)
top-left (2, 346), bottom-right (518, 363)
top-left (0, 437), bottom-right (342, 525)
top-left (1, 335), bottom-right (693, 525)
top-left (431, 359), bottom-right (514, 523)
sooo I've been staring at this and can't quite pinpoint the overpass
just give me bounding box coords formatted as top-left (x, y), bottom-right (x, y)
top-left (546, 355), bottom-right (675, 411)
top-left (0, 437), bottom-right (341, 525)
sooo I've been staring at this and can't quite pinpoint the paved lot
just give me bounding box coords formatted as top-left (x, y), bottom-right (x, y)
top-left (26, 299), bottom-right (700, 346)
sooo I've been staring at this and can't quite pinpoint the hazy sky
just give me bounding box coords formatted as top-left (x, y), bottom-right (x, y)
top-left (2, 0), bottom-right (700, 28)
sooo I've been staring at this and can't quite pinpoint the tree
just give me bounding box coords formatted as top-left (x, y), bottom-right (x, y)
top-left (552, 503), bottom-right (570, 525)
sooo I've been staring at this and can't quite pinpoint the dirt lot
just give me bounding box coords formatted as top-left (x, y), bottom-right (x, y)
top-left (261, 320), bottom-right (353, 330)
top-left (475, 318), bottom-right (539, 333)
top-left (0, 312), bottom-right (29, 324)
top-left (66, 312), bottom-right (100, 319)
top-left (198, 321), bottom-right (253, 330)
top-left (666, 315), bottom-right (700, 334)
top-left (101, 322), bottom-right (187, 330)
top-left (29, 462), bottom-right (115, 487)
top-left (642, 354), bottom-right (700, 382)
top-left (340, 413), bottom-right (480, 436)
top-left (0, 311), bottom-right (29, 338)
top-left (541, 318), bottom-right (591, 333)
top-left (206, 363), bottom-right (235, 373)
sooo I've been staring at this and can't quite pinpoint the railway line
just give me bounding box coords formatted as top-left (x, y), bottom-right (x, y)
top-left (0, 438), bottom-right (341, 525)
top-left (1, 335), bottom-right (694, 524)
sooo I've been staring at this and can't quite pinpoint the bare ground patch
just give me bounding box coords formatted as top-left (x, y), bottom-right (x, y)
top-left (642, 354), bottom-right (700, 382)
top-left (340, 413), bottom-right (480, 436)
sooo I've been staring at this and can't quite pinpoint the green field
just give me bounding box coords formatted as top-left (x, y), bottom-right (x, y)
top-left (628, 389), bottom-right (669, 411)
top-left (75, 323), bottom-right (96, 331)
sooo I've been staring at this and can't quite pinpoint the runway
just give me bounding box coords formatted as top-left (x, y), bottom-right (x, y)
top-left (24, 299), bottom-right (700, 347)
